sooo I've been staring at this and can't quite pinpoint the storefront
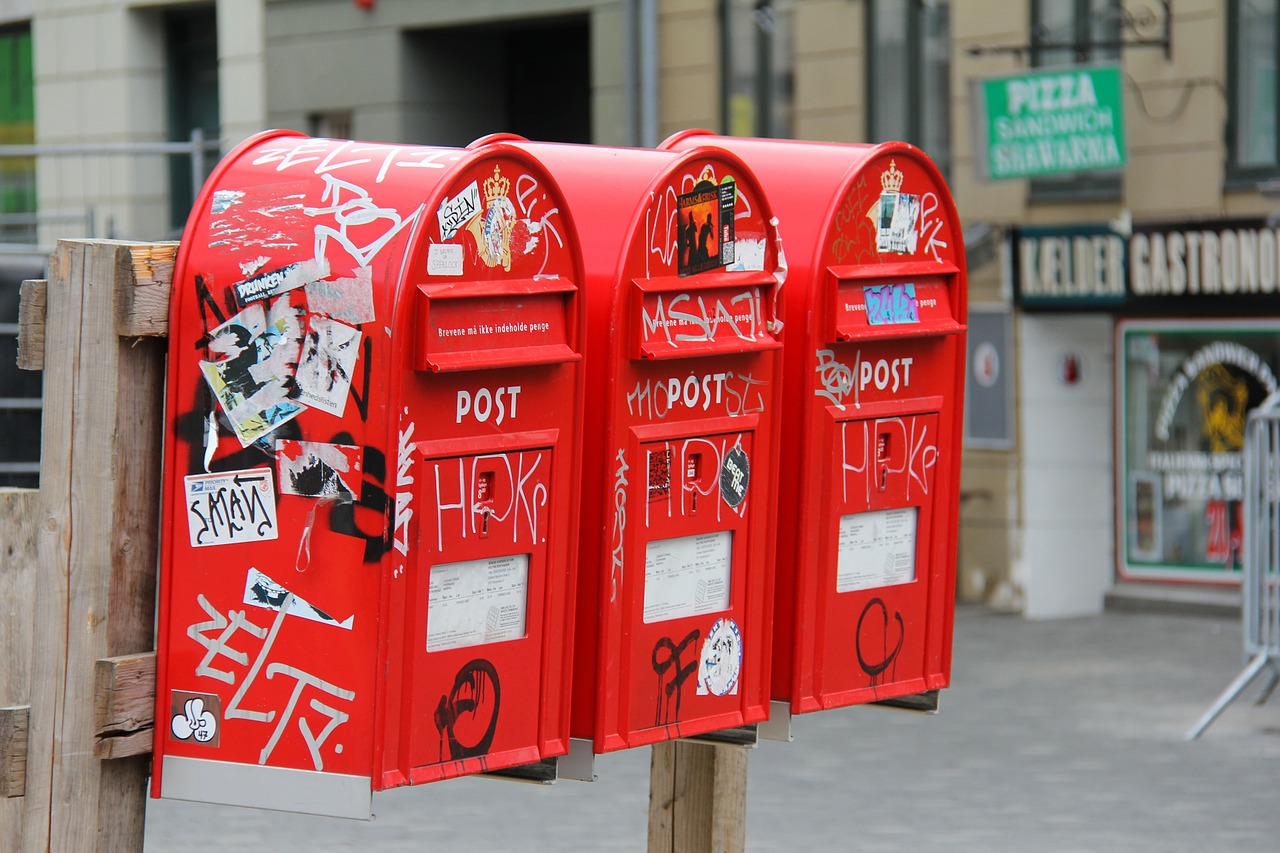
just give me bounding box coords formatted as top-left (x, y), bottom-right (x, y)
top-left (1012, 218), bottom-right (1280, 591)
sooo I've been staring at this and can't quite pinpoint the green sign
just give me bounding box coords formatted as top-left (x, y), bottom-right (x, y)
top-left (980, 65), bottom-right (1126, 180)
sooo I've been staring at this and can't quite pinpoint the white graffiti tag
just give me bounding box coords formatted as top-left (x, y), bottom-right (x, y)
top-left (186, 592), bottom-right (355, 771)
top-left (305, 173), bottom-right (423, 268)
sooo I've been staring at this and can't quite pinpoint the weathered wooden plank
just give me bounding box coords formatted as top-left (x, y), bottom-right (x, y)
top-left (23, 240), bottom-right (165, 853)
top-left (94, 729), bottom-right (153, 761)
top-left (116, 240), bottom-right (176, 338)
top-left (1, 705), bottom-right (29, 798)
top-left (648, 741), bottom-right (748, 853)
top-left (95, 652), bottom-right (157, 739)
top-left (2, 487), bottom-right (39, 847)
top-left (16, 279), bottom-right (46, 370)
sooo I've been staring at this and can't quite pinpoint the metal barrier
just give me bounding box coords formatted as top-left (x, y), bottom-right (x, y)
top-left (1187, 391), bottom-right (1280, 739)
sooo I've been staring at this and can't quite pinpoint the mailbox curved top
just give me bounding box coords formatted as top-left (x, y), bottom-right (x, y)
top-left (660, 130), bottom-right (966, 304)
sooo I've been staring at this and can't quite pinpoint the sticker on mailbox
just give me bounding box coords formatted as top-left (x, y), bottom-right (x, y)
top-left (677, 178), bottom-right (736, 276)
top-left (720, 446), bottom-right (750, 509)
top-left (863, 283), bottom-right (920, 326)
top-left (183, 467), bottom-right (279, 547)
top-left (170, 691), bottom-right (221, 747)
top-left (697, 617), bottom-right (742, 696)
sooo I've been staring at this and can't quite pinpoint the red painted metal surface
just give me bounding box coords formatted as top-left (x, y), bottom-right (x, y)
top-left (662, 132), bottom-right (966, 714)
top-left (152, 131), bottom-right (585, 815)
top-left (478, 137), bottom-right (784, 752)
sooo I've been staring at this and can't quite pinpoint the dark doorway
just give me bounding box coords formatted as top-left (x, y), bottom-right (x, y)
top-left (164, 5), bottom-right (220, 235)
top-left (404, 15), bottom-right (591, 147)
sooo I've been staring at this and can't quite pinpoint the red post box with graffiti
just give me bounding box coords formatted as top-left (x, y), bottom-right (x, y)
top-left (482, 137), bottom-right (784, 752)
top-left (662, 132), bottom-right (966, 717)
top-left (152, 131), bottom-right (585, 818)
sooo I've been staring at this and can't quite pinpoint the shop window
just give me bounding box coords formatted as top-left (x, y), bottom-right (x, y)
top-left (1227, 0), bottom-right (1279, 186)
top-left (1029, 0), bottom-right (1122, 200)
top-left (866, 0), bottom-right (951, 176)
top-left (721, 0), bottom-right (794, 138)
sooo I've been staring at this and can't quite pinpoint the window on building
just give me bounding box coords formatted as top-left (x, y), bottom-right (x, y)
top-left (1030, 0), bottom-right (1122, 198)
top-left (0, 23), bottom-right (35, 244)
top-left (1228, 0), bottom-right (1279, 184)
top-left (721, 0), bottom-right (794, 138)
top-left (866, 0), bottom-right (951, 175)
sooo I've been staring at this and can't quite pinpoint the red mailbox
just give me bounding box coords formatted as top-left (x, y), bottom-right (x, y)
top-left (481, 137), bottom-right (784, 752)
top-left (152, 131), bottom-right (585, 818)
top-left (662, 132), bottom-right (965, 716)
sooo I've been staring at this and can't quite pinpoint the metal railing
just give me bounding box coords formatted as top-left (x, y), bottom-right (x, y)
top-left (0, 128), bottom-right (220, 247)
top-left (1187, 391), bottom-right (1280, 738)
top-left (0, 129), bottom-right (220, 486)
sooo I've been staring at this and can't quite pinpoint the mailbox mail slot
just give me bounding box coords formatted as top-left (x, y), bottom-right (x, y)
top-left (483, 137), bottom-right (784, 752)
top-left (663, 132), bottom-right (966, 715)
top-left (153, 131), bottom-right (584, 818)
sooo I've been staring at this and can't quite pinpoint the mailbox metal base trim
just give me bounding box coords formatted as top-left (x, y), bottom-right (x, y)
top-left (161, 756), bottom-right (373, 820)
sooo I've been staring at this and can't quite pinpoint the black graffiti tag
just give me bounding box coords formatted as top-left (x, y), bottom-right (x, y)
top-left (434, 659), bottom-right (501, 761)
top-left (855, 597), bottom-right (904, 686)
top-left (652, 629), bottom-right (700, 727)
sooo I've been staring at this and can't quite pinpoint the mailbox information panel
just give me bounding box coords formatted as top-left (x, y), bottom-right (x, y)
top-left (154, 132), bottom-right (584, 818)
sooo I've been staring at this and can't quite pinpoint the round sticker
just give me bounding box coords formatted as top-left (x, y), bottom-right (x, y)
top-left (720, 446), bottom-right (750, 509)
top-left (698, 617), bottom-right (742, 697)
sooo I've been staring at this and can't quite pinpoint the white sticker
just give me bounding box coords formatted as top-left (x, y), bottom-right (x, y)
top-left (183, 467), bottom-right (279, 547)
top-left (437, 180), bottom-right (481, 241)
top-left (427, 554), bottom-right (530, 652)
top-left (427, 242), bottom-right (465, 276)
top-left (243, 567), bottom-right (353, 630)
top-left (294, 316), bottom-right (362, 416)
top-left (836, 507), bottom-right (918, 593)
top-left (643, 530), bottom-right (732, 623)
top-left (697, 617), bottom-right (742, 696)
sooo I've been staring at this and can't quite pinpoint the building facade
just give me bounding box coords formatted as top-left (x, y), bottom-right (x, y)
top-left (3, 0), bottom-right (1276, 617)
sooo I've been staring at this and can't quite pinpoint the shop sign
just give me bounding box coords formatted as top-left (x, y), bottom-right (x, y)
top-left (1013, 219), bottom-right (1280, 314)
top-left (976, 65), bottom-right (1126, 180)
top-left (1119, 320), bottom-right (1280, 582)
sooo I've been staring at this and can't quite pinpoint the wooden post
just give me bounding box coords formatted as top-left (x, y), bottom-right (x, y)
top-left (17, 240), bottom-right (166, 853)
top-left (648, 741), bottom-right (749, 853)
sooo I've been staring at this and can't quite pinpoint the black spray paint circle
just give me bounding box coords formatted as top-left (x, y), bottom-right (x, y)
top-left (720, 446), bottom-right (750, 508)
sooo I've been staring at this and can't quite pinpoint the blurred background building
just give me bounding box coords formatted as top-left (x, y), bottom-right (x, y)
top-left (1, 0), bottom-right (1276, 620)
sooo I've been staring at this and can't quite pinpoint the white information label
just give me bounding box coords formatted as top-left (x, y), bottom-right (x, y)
top-left (427, 554), bottom-right (529, 652)
top-left (643, 531), bottom-right (732, 624)
top-left (427, 242), bottom-right (464, 276)
top-left (836, 507), bottom-right (918, 593)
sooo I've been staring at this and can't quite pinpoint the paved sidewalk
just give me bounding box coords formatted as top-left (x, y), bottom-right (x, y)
top-left (145, 605), bottom-right (1280, 852)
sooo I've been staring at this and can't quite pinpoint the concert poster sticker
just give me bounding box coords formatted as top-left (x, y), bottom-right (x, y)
top-left (426, 554), bottom-right (530, 652)
top-left (183, 467), bottom-right (279, 547)
top-left (836, 507), bottom-right (918, 593)
top-left (200, 297), bottom-right (305, 446)
top-left (677, 178), bottom-right (737, 277)
top-left (643, 530), bottom-right (732, 623)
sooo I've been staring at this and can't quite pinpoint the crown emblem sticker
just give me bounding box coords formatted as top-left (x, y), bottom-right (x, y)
top-left (466, 165), bottom-right (518, 271)
top-left (868, 160), bottom-right (919, 255)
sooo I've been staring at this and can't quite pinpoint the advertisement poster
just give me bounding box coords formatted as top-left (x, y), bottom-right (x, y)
top-left (1119, 320), bottom-right (1280, 581)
